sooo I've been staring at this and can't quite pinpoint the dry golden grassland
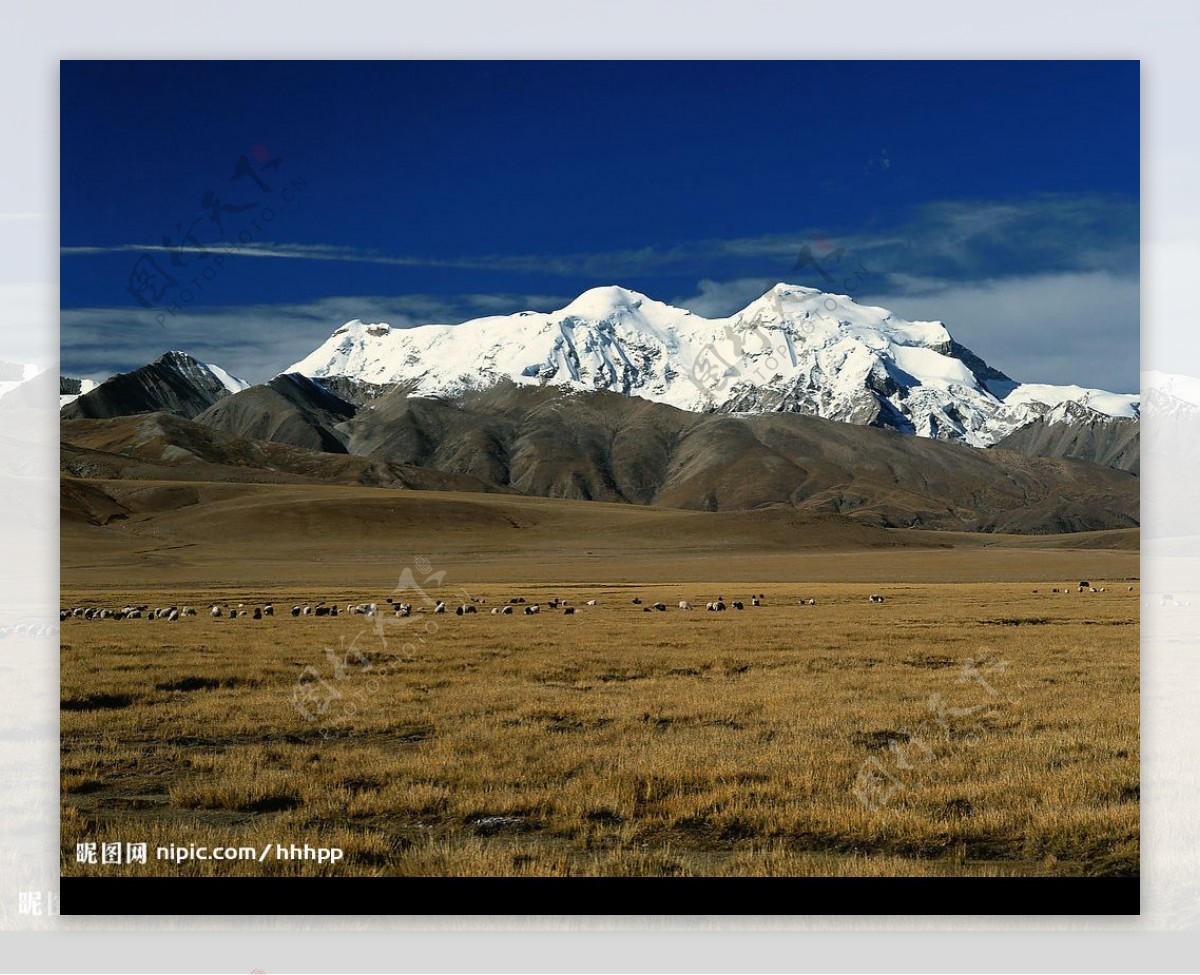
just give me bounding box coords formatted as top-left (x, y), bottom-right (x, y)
top-left (61, 574), bottom-right (1138, 878)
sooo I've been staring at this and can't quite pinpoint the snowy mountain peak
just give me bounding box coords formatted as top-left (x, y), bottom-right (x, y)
top-left (156, 351), bottom-right (249, 395)
top-left (286, 285), bottom-right (1138, 448)
top-left (61, 350), bottom-right (250, 420)
top-left (559, 285), bottom-right (654, 317)
top-left (332, 320), bottom-right (393, 339)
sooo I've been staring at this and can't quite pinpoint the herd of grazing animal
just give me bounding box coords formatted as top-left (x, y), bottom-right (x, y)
top-left (61, 604), bottom-right (197, 622)
top-left (55, 592), bottom-right (894, 625)
top-left (61, 581), bottom-right (1135, 626)
top-left (1042, 581), bottom-right (1118, 596)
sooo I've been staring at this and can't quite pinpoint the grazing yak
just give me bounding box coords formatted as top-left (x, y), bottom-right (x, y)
top-left (524, 604), bottom-right (541, 615)
top-left (291, 605), bottom-right (301, 617)
top-left (433, 601), bottom-right (446, 614)
top-left (501, 605), bottom-right (514, 615)
top-left (563, 606), bottom-right (575, 615)
top-left (732, 601), bottom-right (744, 610)
top-left (869, 594), bottom-right (885, 604)
top-left (678, 601), bottom-right (692, 610)
top-left (586, 599), bottom-right (597, 606)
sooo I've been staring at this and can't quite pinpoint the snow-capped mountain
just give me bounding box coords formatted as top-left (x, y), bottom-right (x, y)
top-left (60, 351), bottom-right (249, 420)
top-left (287, 284), bottom-right (1138, 447)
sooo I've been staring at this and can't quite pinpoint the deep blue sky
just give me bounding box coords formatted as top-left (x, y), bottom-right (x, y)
top-left (61, 60), bottom-right (1140, 388)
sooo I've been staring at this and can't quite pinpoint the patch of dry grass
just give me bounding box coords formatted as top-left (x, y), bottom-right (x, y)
top-left (59, 575), bottom-right (1138, 877)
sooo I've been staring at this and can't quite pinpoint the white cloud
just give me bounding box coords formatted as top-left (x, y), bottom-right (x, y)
top-left (671, 278), bottom-right (775, 318)
top-left (863, 271), bottom-right (1140, 393)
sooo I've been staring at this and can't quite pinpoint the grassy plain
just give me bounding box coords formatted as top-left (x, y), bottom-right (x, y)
top-left (60, 482), bottom-right (1139, 876)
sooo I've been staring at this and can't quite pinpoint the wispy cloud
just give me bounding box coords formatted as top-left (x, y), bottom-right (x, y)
top-left (61, 193), bottom-right (1138, 286)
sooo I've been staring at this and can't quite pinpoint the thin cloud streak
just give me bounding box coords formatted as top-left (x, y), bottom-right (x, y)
top-left (60, 192), bottom-right (1138, 285)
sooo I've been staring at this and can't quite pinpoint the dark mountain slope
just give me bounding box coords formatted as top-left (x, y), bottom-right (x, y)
top-left (195, 373), bottom-right (356, 453)
top-left (60, 351), bottom-right (242, 420)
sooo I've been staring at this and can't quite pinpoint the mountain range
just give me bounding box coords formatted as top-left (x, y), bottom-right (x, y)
top-left (288, 284), bottom-right (1139, 449)
top-left (58, 285), bottom-right (1141, 534)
